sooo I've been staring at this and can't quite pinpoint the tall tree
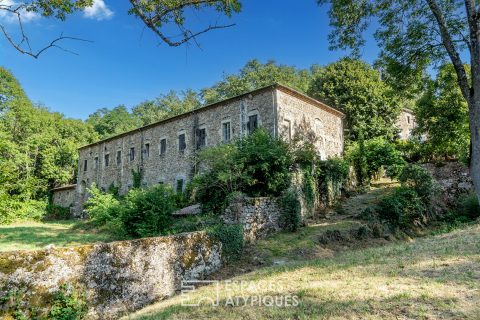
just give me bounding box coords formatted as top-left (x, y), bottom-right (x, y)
top-left (318, 0), bottom-right (480, 202)
top-left (132, 89), bottom-right (201, 126)
top-left (0, 0), bottom-right (241, 58)
top-left (416, 64), bottom-right (470, 160)
top-left (308, 58), bottom-right (400, 141)
top-left (86, 105), bottom-right (140, 139)
top-left (202, 59), bottom-right (313, 104)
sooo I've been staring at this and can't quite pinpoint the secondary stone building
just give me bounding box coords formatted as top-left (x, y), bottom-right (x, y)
top-left (397, 108), bottom-right (417, 140)
top-left (73, 84), bottom-right (345, 211)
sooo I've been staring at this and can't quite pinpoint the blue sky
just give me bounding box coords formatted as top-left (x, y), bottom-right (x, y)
top-left (0, 0), bottom-right (380, 120)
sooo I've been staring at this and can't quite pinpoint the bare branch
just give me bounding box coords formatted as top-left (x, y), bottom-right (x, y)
top-left (0, 4), bottom-right (92, 58)
top-left (426, 0), bottom-right (471, 101)
top-left (129, 0), bottom-right (237, 47)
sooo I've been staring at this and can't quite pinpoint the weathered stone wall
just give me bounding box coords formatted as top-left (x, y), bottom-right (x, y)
top-left (0, 231), bottom-right (222, 319)
top-left (396, 109), bottom-right (416, 140)
top-left (276, 89), bottom-right (344, 159)
top-left (51, 185), bottom-right (76, 208)
top-left (223, 197), bottom-right (283, 243)
top-left (75, 88), bottom-right (277, 212)
top-left (424, 162), bottom-right (474, 207)
top-left (75, 86), bottom-right (346, 213)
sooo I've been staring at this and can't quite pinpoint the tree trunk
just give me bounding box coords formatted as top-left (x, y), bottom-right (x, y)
top-left (469, 95), bottom-right (480, 203)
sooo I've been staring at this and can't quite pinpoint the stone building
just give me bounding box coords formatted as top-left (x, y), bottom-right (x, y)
top-left (74, 84), bottom-right (345, 211)
top-left (51, 184), bottom-right (76, 209)
top-left (397, 108), bottom-right (416, 140)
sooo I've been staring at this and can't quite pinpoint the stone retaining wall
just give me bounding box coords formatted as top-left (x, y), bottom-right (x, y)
top-left (0, 231), bottom-right (222, 319)
top-left (223, 197), bottom-right (283, 242)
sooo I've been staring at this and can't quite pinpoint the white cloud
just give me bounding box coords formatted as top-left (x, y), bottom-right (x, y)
top-left (0, 0), bottom-right (40, 24)
top-left (83, 0), bottom-right (113, 21)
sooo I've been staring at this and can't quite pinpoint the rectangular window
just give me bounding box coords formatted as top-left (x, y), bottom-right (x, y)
top-left (95, 157), bottom-right (99, 169)
top-left (407, 115), bottom-right (411, 124)
top-left (178, 134), bottom-right (186, 152)
top-left (104, 154), bottom-right (110, 167)
top-left (284, 119), bottom-right (292, 143)
top-left (144, 143), bottom-right (150, 159)
top-left (130, 147), bottom-right (135, 161)
top-left (116, 150), bottom-right (122, 165)
top-left (176, 179), bottom-right (184, 193)
top-left (222, 122), bottom-right (231, 143)
top-left (160, 139), bottom-right (167, 156)
top-left (83, 160), bottom-right (88, 172)
top-left (247, 114), bottom-right (258, 133)
top-left (196, 128), bottom-right (206, 150)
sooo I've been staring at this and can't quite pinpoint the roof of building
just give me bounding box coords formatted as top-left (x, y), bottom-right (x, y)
top-left (78, 83), bottom-right (345, 151)
top-left (51, 184), bottom-right (76, 192)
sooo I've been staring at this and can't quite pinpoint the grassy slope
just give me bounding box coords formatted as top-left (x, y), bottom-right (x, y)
top-left (128, 223), bottom-right (480, 320)
top-left (0, 221), bottom-right (116, 252)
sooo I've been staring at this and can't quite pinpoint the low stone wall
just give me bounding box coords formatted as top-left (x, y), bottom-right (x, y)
top-left (0, 231), bottom-right (222, 319)
top-left (223, 197), bottom-right (283, 243)
top-left (424, 162), bottom-right (474, 207)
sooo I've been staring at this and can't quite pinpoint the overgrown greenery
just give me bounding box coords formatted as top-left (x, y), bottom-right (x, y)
top-left (207, 223), bottom-right (244, 263)
top-left (0, 284), bottom-right (87, 320)
top-left (346, 137), bottom-right (406, 185)
top-left (377, 165), bottom-right (437, 229)
top-left (278, 191), bottom-right (302, 232)
top-left (85, 184), bottom-right (178, 238)
top-left (192, 129), bottom-right (293, 213)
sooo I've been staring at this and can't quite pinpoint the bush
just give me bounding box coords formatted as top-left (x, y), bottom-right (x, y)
top-left (278, 190), bottom-right (301, 232)
top-left (84, 184), bottom-right (121, 226)
top-left (192, 129), bottom-right (293, 213)
top-left (207, 223), bottom-right (244, 263)
top-left (456, 193), bottom-right (480, 220)
top-left (377, 187), bottom-right (427, 229)
top-left (47, 284), bottom-right (87, 320)
top-left (346, 137), bottom-right (406, 183)
top-left (45, 204), bottom-right (71, 220)
top-left (399, 164), bottom-right (437, 200)
top-left (0, 195), bottom-right (47, 224)
top-left (120, 184), bottom-right (177, 238)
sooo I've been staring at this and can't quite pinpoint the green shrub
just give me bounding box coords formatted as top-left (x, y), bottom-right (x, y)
top-left (456, 193), bottom-right (480, 220)
top-left (47, 284), bottom-right (87, 320)
top-left (84, 184), bottom-right (121, 227)
top-left (302, 169), bottom-right (316, 212)
top-left (44, 204), bottom-right (71, 220)
top-left (192, 129), bottom-right (293, 213)
top-left (377, 187), bottom-right (427, 228)
top-left (278, 190), bottom-right (302, 232)
top-left (399, 164), bottom-right (437, 200)
top-left (346, 137), bottom-right (406, 183)
top-left (120, 184), bottom-right (177, 237)
top-left (207, 223), bottom-right (244, 263)
top-left (0, 196), bottom-right (47, 224)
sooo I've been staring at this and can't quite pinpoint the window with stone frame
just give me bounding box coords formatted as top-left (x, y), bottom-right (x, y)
top-left (116, 150), bottom-right (122, 165)
top-left (222, 122), bottom-right (231, 143)
top-left (104, 154), bottom-right (110, 167)
top-left (83, 159), bottom-right (88, 172)
top-left (160, 138), bottom-right (167, 156)
top-left (196, 128), bottom-right (206, 150)
top-left (130, 147), bottom-right (135, 161)
top-left (176, 179), bottom-right (184, 193)
top-left (178, 134), bottom-right (186, 152)
top-left (283, 119), bottom-right (292, 143)
top-left (144, 143), bottom-right (150, 159)
top-left (247, 114), bottom-right (258, 134)
top-left (94, 156), bottom-right (99, 169)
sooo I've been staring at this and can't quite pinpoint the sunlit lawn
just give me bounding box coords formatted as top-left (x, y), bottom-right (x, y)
top-left (127, 224), bottom-right (480, 320)
top-left (0, 220), bottom-right (117, 252)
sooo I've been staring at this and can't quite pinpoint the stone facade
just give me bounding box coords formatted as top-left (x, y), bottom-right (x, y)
top-left (396, 108), bottom-right (416, 140)
top-left (223, 196), bottom-right (283, 243)
top-left (0, 231), bottom-right (222, 319)
top-left (51, 184), bottom-right (76, 208)
top-left (75, 85), bottom-right (346, 212)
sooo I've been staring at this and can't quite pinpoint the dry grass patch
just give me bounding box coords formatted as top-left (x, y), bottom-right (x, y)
top-left (127, 224), bottom-right (480, 320)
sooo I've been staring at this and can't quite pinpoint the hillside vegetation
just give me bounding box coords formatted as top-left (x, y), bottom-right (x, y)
top-left (128, 223), bottom-right (480, 320)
